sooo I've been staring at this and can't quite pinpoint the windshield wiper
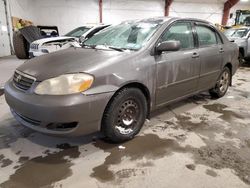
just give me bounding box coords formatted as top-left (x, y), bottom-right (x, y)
top-left (107, 46), bottom-right (125, 52)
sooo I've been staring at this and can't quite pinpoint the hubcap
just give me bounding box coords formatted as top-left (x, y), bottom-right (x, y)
top-left (115, 99), bottom-right (140, 135)
top-left (219, 71), bottom-right (229, 93)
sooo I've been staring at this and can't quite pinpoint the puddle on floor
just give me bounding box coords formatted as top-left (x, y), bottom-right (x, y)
top-left (203, 103), bottom-right (245, 122)
top-left (0, 143), bottom-right (80, 188)
top-left (0, 154), bottom-right (13, 168)
top-left (175, 114), bottom-right (208, 131)
top-left (91, 134), bottom-right (184, 182)
top-left (206, 169), bottom-right (217, 177)
top-left (193, 145), bottom-right (250, 184)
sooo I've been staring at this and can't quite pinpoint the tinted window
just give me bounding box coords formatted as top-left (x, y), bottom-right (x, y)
top-left (65, 27), bottom-right (92, 38)
top-left (196, 25), bottom-right (217, 46)
top-left (161, 22), bottom-right (194, 49)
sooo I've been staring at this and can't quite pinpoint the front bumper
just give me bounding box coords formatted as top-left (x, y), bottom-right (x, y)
top-left (4, 80), bottom-right (114, 136)
top-left (29, 50), bottom-right (48, 58)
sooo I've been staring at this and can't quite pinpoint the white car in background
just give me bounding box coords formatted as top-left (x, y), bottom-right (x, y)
top-left (29, 24), bottom-right (110, 57)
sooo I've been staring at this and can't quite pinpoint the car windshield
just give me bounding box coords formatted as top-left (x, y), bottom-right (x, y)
top-left (83, 22), bottom-right (160, 50)
top-left (224, 28), bottom-right (249, 38)
top-left (65, 26), bottom-right (92, 38)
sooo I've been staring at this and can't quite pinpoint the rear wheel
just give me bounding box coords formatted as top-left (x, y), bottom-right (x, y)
top-left (102, 88), bottom-right (147, 143)
top-left (13, 31), bottom-right (29, 59)
top-left (209, 67), bottom-right (231, 98)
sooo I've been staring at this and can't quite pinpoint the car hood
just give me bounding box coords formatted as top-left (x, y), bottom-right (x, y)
top-left (33, 36), bottom-right (76, 45)
top-left (17, 48), bottom-right (131, 81)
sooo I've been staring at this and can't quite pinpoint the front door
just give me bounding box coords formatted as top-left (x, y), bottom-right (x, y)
top-left (155, 21), bottom-right (200, 106)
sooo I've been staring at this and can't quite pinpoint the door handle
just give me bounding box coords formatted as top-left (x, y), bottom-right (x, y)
top-left (192, 52), bottom-right (200, 58)
top-left (219, 48), bottom-right (224, 53)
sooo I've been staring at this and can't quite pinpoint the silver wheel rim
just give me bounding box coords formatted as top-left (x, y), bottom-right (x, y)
top-left (219, 71), bottom-right (229, 93)
top-left (115, 99), bottom-right (140, 135)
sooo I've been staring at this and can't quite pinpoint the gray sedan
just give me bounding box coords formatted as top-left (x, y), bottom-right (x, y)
top-left (224, 27), bottom-right (250, 64)
top-left (5, 17), bottom-right (239, 143)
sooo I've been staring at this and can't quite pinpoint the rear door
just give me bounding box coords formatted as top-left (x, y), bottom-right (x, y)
top-left (194, 23), bottom-right (223, 91)
top-left (155, 21), bottom-right (200, 106)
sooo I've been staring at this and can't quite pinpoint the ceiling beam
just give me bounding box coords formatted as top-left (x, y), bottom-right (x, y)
top-left (222, 0), bottom-right (239, 25)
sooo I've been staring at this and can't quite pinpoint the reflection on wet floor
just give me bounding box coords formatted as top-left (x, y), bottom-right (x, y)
top-left (0, 144), bottom-right (80, 188)
top-left (203, 103), bottom-right (245, 122)
top-left (92, 134), bottom-right (184, 182)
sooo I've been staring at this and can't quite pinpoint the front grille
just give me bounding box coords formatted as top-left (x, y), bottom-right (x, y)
top-left (13, 110), bottom-right (78, 132)
top-left (30, 43), bottom-right (39, 50)
top-left (13, 70), bottom-right (36, 91)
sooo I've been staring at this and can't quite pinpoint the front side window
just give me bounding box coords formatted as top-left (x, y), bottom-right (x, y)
top-left (196, 25), bottom-right (217, 46)
top-left (160, 22), bottom-right (195, 49)
top-left (83, 22), bottom-right (160, 50)
top-left (65, 27), bottom-right (92, 38)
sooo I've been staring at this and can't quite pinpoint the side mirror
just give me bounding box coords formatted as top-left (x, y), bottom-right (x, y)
top-left (156, 41), bottom-right (181, 53)
top-left (79, 36), bottom-right (86, 43)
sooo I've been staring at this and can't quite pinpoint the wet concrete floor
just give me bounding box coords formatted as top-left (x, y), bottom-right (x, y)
top-left (0, 56), bottom-right (250, 187)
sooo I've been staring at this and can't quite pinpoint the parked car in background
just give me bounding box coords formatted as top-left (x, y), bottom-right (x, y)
top-left (29, 24), bottom-right (110, 58)
top-left (13, 25), bottom-right (60, 59)
top-left (224, 27), bottom-right (250, 64)
top-left (5, 17), bottom-right (239, 143)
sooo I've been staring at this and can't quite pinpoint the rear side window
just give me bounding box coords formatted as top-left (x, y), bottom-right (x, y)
top-left (196, 25), bottom-right (217, 46)
top-left (161, 22), bottom-right (194, 49)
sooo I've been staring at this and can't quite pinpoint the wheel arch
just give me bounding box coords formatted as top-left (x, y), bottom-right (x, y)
top-left (101, 82), bottom-right (151, 131)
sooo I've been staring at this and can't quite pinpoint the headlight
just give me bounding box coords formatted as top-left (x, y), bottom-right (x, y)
top-left (35, 73), bottom-right (94, 95)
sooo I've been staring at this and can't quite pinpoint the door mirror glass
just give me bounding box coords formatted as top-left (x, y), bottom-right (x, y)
top-left (156, 41), bottom-right (181, 52)
top-left (79, 36), bottom-right (86, 43)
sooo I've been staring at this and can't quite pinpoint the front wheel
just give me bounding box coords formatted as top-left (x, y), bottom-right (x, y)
top-left (102, 88), bottom-right (147, 143)
top-left (209, 67), bottom-right (231, 98)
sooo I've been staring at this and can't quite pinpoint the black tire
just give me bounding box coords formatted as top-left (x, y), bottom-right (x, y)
top-left (13, 31), bottom-right (29, 59)
top-left (102, 88), bottom-right (147, 143)
top-left (209, 67), bottom-right (231, 99)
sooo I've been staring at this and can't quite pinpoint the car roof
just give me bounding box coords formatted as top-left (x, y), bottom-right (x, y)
top-left (121, 17), bottom-right (211, 26)
top-left (80, 24), bottom-right (110, 28)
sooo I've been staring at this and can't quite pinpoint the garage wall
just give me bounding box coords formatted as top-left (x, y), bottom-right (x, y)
top-left (169, 2), bottom-right (224, 24)
top-left (8, 0), bottom-right (35, 21)
top-left (31, 0), bottom-right (99, 35)
top-left (231, 4), bottom-right (250, 14)
top-left (103, 0), bottom-right (164, 24)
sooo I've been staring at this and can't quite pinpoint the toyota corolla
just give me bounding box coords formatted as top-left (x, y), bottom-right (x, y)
top-left (5, 17), bottom-right (239, 143)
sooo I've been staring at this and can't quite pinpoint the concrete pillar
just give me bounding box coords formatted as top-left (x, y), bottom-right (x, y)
top-left (165, 0), bottom-right (173, 17)
top-left (99, 0), bottom-right (103, 23)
